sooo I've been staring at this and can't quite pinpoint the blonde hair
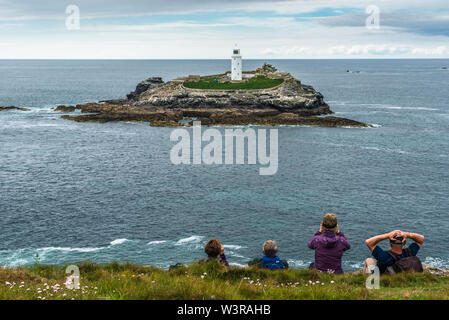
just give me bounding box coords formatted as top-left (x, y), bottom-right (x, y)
top-left (263, 240), bottom-right (278, 257)
top-left (321, 213), bottom-right (338, 233)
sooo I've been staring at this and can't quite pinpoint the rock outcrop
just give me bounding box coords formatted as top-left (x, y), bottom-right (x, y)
top-left (133, 74), bottom-right (329, 112)
top-left (0, 106), bottom-right (30, 112)
top-left (127, 77), bottom-right (164, 101)
top-left (423, 264), bottom-right (449, 277)
top-left (59, 65), bottom-right (370, 127)
top-left (54, 105), bottom-right (76, 112)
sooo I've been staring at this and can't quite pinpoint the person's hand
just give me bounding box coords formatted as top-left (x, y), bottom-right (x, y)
top-left (220, 246), bottom-right (224, 255)
top-left (388, 230), bottom-right (401, 240)
top-left (399, 231), bottom-right (408, 243)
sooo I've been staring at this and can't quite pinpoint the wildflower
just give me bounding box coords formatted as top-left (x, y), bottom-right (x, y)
top-left (331, 280), bottom-right (335, 284)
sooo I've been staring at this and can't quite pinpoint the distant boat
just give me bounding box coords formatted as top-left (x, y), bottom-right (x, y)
top-left (442, 66), bottom-right (448, 70)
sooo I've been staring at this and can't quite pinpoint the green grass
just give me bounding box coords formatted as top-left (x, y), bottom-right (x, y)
top-left (183, 76), bottom-right (284, 90)
top-left (1, 261), bottom-right (448, 300)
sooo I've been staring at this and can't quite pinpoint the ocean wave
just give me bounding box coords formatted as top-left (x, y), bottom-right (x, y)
top-left (147, 240), bottom-right (167, 245)
top-left (223, 245), bottom-right (244, 250)
top-left (110, 239), bottom-right (129, 246)
top-left (39, 246), bottom-right (103, 253)
top-left (287, 259), bottom-right (309, 268)
top-left (424, 257), bottom-right (449, 269)
top-left (229, 262), bottom-right (247, 268)
top-left (175, 235), bottom-right (204, 245)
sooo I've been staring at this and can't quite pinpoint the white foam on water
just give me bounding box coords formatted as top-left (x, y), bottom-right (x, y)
top-left (39, 246), bottom-right (103, 253)
top-left (360, 145), bottom-right (409, 155)
top-left (358, 104), bottom-right (439, 111)
top-left (110, 239), bottom-right (128, 246)
top-left (229, 262), bottom-right (246, 268)
top-left (287, 259), bottom-right (309, 268)
top-left (175, 235), bottom-right (204, 245)
top-left (147, 240), bottom-right (167, 245)
top-left (223, 244), bottom-right (244, 250)
top-left (349, 262), bottom-right (364, 269)
top-left (424, 256), bottom-right (449, 268)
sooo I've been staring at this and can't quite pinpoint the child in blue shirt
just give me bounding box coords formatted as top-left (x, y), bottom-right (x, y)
top-left (260, 240), bottom-right (286, 270)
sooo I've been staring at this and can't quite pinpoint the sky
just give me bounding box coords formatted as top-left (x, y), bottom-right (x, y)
top-left (1, 0), bottom-right (449, 59)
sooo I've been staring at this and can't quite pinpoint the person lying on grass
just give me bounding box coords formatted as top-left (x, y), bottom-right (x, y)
top-left (364, 230), bottom-right (424, 274)
top-left (308, 213), bottom-right (351, 274)
top-left (203, 238), bottom-right (229, 266)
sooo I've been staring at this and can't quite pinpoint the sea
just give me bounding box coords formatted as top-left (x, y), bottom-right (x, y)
top-left (0, 59), bottom-right (448, 271)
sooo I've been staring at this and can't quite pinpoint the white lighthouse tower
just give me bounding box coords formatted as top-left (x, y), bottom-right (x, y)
top-left (231, 46), bottom-right (242, 81)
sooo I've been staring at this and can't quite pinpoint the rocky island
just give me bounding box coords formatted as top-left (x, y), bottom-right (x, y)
top-left (58, 63), bottom-right (369, 127)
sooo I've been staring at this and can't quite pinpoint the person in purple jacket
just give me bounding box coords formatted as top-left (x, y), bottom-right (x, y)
top-left (308, 213), bottom-right (351, 274)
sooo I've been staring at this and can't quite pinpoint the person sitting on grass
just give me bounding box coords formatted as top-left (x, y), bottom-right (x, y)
top-left (260, 240), bottom-right (287, 270)
top-left (203, 238), bottom-right (229, 266)
top-left (308, 213), bottom-right (351, 274)
top-left (363, 230), bottom-right (424, 274)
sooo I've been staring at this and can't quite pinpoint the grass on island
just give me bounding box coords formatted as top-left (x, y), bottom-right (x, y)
top-left (1, 261), bottom-right (448, 300)
top-left (183, 76), bottom-right (284, 90)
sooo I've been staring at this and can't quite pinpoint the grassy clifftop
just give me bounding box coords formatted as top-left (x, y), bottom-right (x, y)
top-left (183, 76), bottom-right (284, 90)
top-left (1, 261), bottom-right (448, 300)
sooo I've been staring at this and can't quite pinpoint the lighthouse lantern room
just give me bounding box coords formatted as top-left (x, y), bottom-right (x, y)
top-left (231, 47), bottom-right (242, 81)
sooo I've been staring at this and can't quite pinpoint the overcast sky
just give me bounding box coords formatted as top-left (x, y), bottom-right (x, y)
top-left (1, 0), bottom-right (449, 59)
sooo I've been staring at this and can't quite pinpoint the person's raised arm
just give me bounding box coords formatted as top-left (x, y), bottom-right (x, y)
top-left (365, 230), bottom-right (399, 252)
top-left (402, 231), bottom-right (425, 247)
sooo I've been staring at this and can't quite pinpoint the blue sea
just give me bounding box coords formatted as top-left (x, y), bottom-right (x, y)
top-left (0, 59), bottom-right (448, 271)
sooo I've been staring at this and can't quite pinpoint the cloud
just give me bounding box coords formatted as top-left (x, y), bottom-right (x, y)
top-left (0, 0), bottom-right (291, 21)
top-left (315, 13), bottom-right (449, 37)
top-left (2, 0), bottom-right (449, 58)
top-left (325, 44), bottom-right (449, 56)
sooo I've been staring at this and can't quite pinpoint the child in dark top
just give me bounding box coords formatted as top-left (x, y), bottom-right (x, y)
top-left (204, 238), bottom-right (229, 266)
top-left (260, 240), bottom-right (286, 270)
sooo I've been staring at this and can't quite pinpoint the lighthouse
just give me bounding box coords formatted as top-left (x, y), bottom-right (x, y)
top-left (231, 46), bottom-right (242, 81)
